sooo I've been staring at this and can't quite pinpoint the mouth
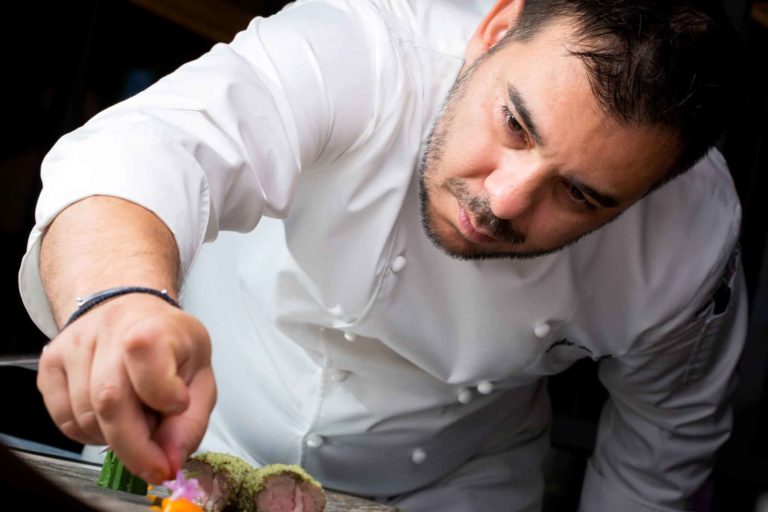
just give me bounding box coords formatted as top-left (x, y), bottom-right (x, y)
top-left (457, 206), bottom-right (499, 245)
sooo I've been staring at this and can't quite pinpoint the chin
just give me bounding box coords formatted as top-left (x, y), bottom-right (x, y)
top-left (439, 237), bottom-right (561, 261)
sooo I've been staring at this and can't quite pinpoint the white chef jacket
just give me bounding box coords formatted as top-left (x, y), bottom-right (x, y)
top-left (19, 1), bottom-right (748, 510)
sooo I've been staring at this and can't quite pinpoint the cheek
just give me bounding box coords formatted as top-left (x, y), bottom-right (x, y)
top-left (426, 139), bottom-right (488, 187)
top-left (439, 110), bottom-right (499, 178)
top-left (526, 204), bottom-right (606, 246)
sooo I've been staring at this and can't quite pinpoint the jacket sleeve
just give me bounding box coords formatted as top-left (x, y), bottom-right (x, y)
top-left (579, 247), bottom-right (748, 511)
top-left (19, 0), bottom-right (379, 338)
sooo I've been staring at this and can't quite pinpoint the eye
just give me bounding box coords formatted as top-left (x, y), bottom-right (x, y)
top-left (566, 182), bottom-right (597, 211)
top-left (501, 105), bottom-right (526, 140)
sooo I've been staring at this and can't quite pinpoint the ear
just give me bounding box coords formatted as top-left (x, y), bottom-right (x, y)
top-left (465, 0), bottom-right (527, 65)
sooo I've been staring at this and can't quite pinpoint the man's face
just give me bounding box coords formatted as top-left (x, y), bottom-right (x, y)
top-left (419, 19), bottom-right (680, 260)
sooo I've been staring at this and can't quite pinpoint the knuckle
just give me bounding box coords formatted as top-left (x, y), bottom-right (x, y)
top-left (37, 363), bottom-right (61, 395)
top-left (188, 317), bottom-right (212, 355)
top-left (35, 369), bottom-right (48, 392)
top-left (45, 332), bottom-right (92, 361)
top-left (37, 345), bottom-right (60, 370)
top-left (188, 315), bottom-right (207, 335)
top-left (74, 409), bottom-right (99, 432)
top-left (195, 317), bottom-right (211, 340)
top-left (70, 333), bottom-right (94, 351)
top-left (91, 385), bottom-right (123, 417)
top-left (59, 419), bottom-right (85, 441)
top-left (121, 329), bottom-right (155, 355)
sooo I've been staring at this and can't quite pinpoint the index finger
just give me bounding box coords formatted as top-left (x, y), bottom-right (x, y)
top-left (121, 317), bottom-right (192, 415)
top-left (90, 360), bottom-right (171, 483)
top-left (153, 365), bottom-right (217, 474)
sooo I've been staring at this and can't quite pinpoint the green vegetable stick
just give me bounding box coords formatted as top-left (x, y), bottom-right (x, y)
top-left (97, 449), bottom-right (148, 495)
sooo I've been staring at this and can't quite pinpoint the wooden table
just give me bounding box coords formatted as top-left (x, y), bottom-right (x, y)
top-left (16, 450), bottom-right (398, 512)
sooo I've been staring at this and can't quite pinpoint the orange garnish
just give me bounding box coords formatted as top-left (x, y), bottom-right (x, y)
top-left (159, 497), bottom-right (204, 512)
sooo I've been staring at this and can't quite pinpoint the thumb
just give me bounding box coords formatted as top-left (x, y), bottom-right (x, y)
top-left (152, 366), bottom-right (217, 476)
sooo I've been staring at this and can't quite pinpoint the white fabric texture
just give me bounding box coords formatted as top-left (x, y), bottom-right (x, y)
top-left (19, 1), bottom-right (747, 510)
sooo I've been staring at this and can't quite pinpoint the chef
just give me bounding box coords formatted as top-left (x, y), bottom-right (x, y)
top-left (21, 0), bottom-right (746, 510)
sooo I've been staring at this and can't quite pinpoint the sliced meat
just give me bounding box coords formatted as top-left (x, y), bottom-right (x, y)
top-left (183, 454), bottom-right (326, 512)
top-left (242, 464), bottom-right (326, 512)
top-left (298, 480), bottom-right (326, 512)
top-left (254, 474), bottom-right (296, 512)
top-left (184, 452), bottom-right (255, 512)
top-left (184, 459), bottom-right (231, 512)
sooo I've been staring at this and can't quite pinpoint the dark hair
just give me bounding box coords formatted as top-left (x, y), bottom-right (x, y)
top-left (503, 0), bottom-right (744, 178)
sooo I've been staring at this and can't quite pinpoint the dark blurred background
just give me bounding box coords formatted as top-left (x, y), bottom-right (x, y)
top-left (0, 1), bottom-right (766, 510)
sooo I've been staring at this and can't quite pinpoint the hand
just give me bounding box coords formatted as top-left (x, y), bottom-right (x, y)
top-left (37, 293), bottom-right (217, 483)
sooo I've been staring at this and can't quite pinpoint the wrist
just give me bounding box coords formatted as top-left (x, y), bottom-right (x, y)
top-left (64, 286), bottom-right (181, 329)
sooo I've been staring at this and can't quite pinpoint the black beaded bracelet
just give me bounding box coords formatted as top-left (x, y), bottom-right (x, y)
top-left (64, 286), bottom-right (181, 329)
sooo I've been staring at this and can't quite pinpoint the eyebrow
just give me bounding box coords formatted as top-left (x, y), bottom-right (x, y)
top-left (570, 178), bottom-right (621, 208)
top-left (507, 83), bottom-right (621, 209)
top-left (507, 84), bottom-right (545, 146)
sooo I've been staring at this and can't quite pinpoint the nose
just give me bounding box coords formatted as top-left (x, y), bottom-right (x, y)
top-left (483, 160), bottom-right (546, 221)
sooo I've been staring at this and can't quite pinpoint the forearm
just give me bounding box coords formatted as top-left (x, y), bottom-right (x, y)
top-left (40, 195), bottom-right (181, 328)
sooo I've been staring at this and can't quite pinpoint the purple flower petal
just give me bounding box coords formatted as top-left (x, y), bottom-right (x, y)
top-left (162, 469), bottom-right (206, 504)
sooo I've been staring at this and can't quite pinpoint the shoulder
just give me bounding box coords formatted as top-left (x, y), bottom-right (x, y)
top-left (248, 0), bottom-right (488, 163)
top-left (572, 149), bottom-right (741, 346)
top-left (270, 0), bottom-right (489, 61)
top-left (372, 0), bottom-right (491, 56)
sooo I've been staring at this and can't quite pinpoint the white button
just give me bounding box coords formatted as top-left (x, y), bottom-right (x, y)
top-left (306, 434), bottom-right (325, 448)
top-left (329, 369), bottom-right (350, 382)
top-left (411, 448), bottom-right (427, 464)
top-left (477, 380), bottom-right (494, 395)
top-left (344, 331), bottom-right (357, 342)
top-left (457, 388), bottom-right (473, 404)
top-left (391, 255), bottom-right (407, 273)
top-left (534, 322), bottom-right (551, 338)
